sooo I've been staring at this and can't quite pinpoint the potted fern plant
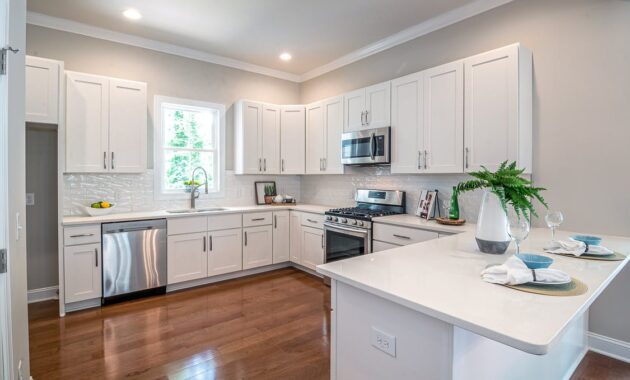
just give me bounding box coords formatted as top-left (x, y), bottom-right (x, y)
top-left (456, 161), bottom-right (547, 254)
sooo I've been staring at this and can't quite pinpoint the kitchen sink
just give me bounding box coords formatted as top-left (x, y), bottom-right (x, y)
top-left (166, 207), bottom-right (227, 214)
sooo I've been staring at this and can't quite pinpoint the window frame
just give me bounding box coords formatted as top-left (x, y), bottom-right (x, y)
top-left (154, 95), bottom-right (226, 200)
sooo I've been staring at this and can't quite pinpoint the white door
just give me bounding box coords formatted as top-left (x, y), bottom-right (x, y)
top-left (390, 72), bottom-right (423, 174)
top-left (63, 243), bottom-right (102, 303)
top-left (365, 81), bottom-right (391, 129)
top-left (323, 96), bottom-right (344, 174)
top-left (25, 56), bottom-right (59, 124)
top-left (239, 101), bottom-right (262, 174)
top-left (167, 232), bottom-right (208, 284)
top-left (280, 105), bottom-right (305, 174)
top-left (289, 211), bottom-right (302, 264)
top-left (243, 225), bottom-right (273, 269)
top-left (207, 228), bottom-right (242, 277)
top-left (464, 45), bottom-right (518, 172)
top-left (272, 211), bottom-right (290, 263)
top-left (343, 88), bottom-right (365, 132)
top-left (108, 78), bottom-right (147, 173)
top-left (65, 71), bottom-right (109, 172)
top-left (301, 226), bottom-right (324, 271)
top-left (261, 104), bottom-right (280, 174)
top-left (305, 101), bottom-right (324, 174)
top-left (423, 61), bottom-right (464, 173)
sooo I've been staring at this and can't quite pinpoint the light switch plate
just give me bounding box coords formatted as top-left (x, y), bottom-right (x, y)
top-left (25, 193), bottom-right (35, 206)
top-left (371, 326), bottom-right (396, 357)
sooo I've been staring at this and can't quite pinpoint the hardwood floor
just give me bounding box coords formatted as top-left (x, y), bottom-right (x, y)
top-left (29, 268), bottom-right (330, 380)
top-left (29, 267), bottom-right (630, 380)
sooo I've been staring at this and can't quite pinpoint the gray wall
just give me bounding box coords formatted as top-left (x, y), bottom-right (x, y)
top-left (301, 0), bottom-right (630, 342)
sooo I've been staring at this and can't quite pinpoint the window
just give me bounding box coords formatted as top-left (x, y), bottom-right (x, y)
top-left (155, 96), bottom-right (225, 199)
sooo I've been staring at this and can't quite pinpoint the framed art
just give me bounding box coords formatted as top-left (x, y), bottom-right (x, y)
top-left (254, 181), bottom-right (277, 205)
top-left (415, 189), bottom-right (438, 220)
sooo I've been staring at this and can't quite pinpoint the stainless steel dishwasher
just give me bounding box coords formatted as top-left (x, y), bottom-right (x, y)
top-left (102, 219), bottom-right (167, 304)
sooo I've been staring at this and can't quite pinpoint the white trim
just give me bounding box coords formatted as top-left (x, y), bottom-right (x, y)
top-left (563, 347), bottom-right (588, 380)
top-left (26, 12), bottom-right (302, 83)
top-left (588, 332), bottom-right (630, 364)
top-left (27, 286), bottom-right (59, 304)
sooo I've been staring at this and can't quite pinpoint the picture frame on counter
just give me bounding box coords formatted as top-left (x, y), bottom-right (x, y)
top-left (416, 189), bottom-right (437, 220)
top-left (254, 181), bottom-right (277, 205)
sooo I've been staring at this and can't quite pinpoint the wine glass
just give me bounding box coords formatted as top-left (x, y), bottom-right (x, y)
top-left (545, 211), bottom-right (564, 241)
top-left (507, 217), bottom-right (530, 255)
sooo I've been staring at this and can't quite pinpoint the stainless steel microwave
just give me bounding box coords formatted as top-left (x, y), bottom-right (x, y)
top-left (341, 126), bottom-right (391, 165)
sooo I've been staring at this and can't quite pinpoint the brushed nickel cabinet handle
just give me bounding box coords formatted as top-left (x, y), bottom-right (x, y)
top-left (203, 236), bottom-right (206, 252)
top-left (264, 158), bottom-right (267, 172)
top-left (418, 151), bottom-right (422, 170)
top-left (70, 233), bottom-right (94, 238)
top-left (244, 231), bottom-right (248, 246)
top-left (365, 110), bottom-right (369, 125)
top-left (94, 248), bottom-right (98, 267)
top-left (306, 218), bottom-right (318, 224)
top-left (424, 150), bottom-right (428, 169)
top-left (209, 235), bottom-right (213, 251)
top-left (321, 234), bottom-right (324, 248)
top-left (103, 152), bottom-right (107, 170)
top-left (259, 158), bottom-right (262, 172)
top-left (281, 159), bottom-right (285, 172)
top-left (274, 215), bottom-right (277, 228)
top-left (251, 217), bottom-right (265, 221)
top-left (393, 234), bottom-right (411, 240)
top-left (111, 151), bottom-right (115, 170)
top-left (465, 147), bottom-right (469, 169)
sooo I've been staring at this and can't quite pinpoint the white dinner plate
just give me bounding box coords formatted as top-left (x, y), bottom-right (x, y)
top-left (528, 278), bottom-right (572, 285)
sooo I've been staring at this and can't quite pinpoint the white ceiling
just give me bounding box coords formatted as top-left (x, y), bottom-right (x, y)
top-left (27, 0), bottom-right (505, 81)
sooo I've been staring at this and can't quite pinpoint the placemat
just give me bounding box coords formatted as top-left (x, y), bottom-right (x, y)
top-left (550, 252), bottom-right (627, 262)
top-left (504, 277), bottom-right (588, 297)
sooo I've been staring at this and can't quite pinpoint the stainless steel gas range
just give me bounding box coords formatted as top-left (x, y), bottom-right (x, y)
top-left (324, 189), bottom-right (406, 264)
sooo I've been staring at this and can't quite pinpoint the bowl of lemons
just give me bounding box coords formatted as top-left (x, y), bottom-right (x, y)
top-left (84, 201), bottom-right (115, 216)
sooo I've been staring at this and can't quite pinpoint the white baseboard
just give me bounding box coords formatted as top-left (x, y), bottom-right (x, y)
top-left (588, 332), bottom-right (630, 364)
top-left (28, 286), bottom-right (59, 303)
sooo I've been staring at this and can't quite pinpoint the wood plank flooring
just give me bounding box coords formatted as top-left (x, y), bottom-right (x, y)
top-left (29, 267), bottom-right (630, 380)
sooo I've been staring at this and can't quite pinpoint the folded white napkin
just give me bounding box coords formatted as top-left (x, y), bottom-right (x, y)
top-left (481, 256), bottom-right (571, 285)
top-left (544, 240), bottom-right (613, 257)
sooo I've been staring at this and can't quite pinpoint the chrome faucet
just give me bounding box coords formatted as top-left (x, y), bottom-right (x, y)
top-left (190, 167), bottom-right (208, 209)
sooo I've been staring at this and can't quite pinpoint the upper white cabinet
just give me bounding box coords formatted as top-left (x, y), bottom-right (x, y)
top-left (25, 56), bottom-right (61, 124)
top-left (305, 96), bottom-right (344, 174)
top-left (391, 71), bottom-right (424, 174)
top-left (272, 211), bottom-right (290, 263)
top-left (464, 44), bottom-right (532, 173)
top-left (234, 100), bottom-right (281, 174)
top-left (280, 106), bottom-right (305, 174)
top-left (343, 81), bottom-right (390, 132)
top-left (65, 71), bottom-right (147, 173)
top-left (262, 105), bottom-right (281, 174)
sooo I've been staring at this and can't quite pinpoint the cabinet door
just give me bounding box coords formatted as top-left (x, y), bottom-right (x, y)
top-left (25, 56), bottom-right (60, 124)
top-left (343, 88), bottom-right (365, 132)
top-left (301, 226), bottom-right (324, 271)
top-left (323, 96), bottom-right (344, 174)
top-left (464, 45), bottom-right (518, 172)
top-left (167, 232), bottom-right (208, 284)
top-left (372, 240), bottom-right (401, 253)
top-left (423, 61), bottom-right (464, 174)
top-left (243, 225), bottom-right (273, 270)
top-left (109, 79), bottom-right (147, 173)
top-left (280, 106), bottom-right (305, 174)
top-left (289, 211), bottom-right (302, 264)
top-left (64, 243), bottom-right (101, 303)
top-left (66, 71), bottom-right (109, 173)
top-left (391, 72), bottom-right (423, 174)
top-left (208, 228), bottom-right (242, 277)
top-left (272, 211), bottom-right (290, 263)
top-left (235, 101), bottom-right (262, 174)
top-left (305, 102), bottom-right (325, 174)
top-left (261, 104), bottom-right (281, 174)
top-left (365, 81), bottom-right (391, 129)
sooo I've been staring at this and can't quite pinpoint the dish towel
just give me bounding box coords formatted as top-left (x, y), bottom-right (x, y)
top-left (544, 240), bottom-right (614, 256)
top-left (481, 256), bottom-right (571, 285)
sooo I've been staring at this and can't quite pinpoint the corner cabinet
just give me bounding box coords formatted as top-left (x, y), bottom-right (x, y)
top-left (280, 106), bottom-right (306, 174)
top-left (343, 81), bottom-right (391, 132)
top-left (234, 100), bottom-right (281, 174)
top-left (305, 96), bottom-right (344, 174)
top-left (25, 56), bottom-right (62, 124)
top-left (65, 71), bottom-right (147, 173)
top-left (301, 226), bottom-right (324, 271)
top-left (272, 211), bottom-right (290, 263)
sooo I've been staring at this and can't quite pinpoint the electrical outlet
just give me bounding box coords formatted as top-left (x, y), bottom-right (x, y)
top-left (371, 327), bottom-right (396, 357)
top-left (25, 193), bottom-right (35, 206)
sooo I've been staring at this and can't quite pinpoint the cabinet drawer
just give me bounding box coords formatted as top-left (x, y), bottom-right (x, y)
top-left (208, 213), bottom-right (242, 231)
top-left (300, 213), bottom-right (325, 229)
top-left (243, 212), bottom-right (272, 227)
top-left (372, 240), bottom-right (401, 252)
top-left (373, 223), bottom-right (439, 245)
top-left (64, 225), bottom-right (101, 246)
top-left (168, 216), bottom-right (207, 236)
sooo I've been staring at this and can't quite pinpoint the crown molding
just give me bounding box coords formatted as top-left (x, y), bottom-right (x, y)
top-left (299, 0), bottom-right (514, 82)
top-left (26, 11), bottom-right (302, 83)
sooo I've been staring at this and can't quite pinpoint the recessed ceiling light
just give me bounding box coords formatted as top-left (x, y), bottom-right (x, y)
top-left (279, 52), bottom-right (292, 61)
top-left (123, 9), bottom-right (142, 20)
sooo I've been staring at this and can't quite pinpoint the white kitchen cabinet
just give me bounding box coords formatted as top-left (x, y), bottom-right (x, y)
top-left (64, 243), bottom-right (101, 303)
top-left (25, 56), bottom-right (61, 124)
top-left (280, 105), bottom-right (305, 174)
top-left (343, 81), bottom-right (390, 132)
top-left (261, 104), bottom-right (281, 174)
top-left (234, 100), bottom-right (281, 174)
top-left (391, 71), bottom-right (424, 174)
top-left (305, 96), bottom-right (344, 174)
top-left (289, 211), bottom-right (302, 264)
top-left (272, 211), bottom-right (290, 263)
top-left (66, 71), bottom-right (147, 173)
top-left (464, 43), bottom-right (532, 173)
top-left (305, 102), bottom-right (324, 174)
top-left (301, 226), bottom-right (324, 271)
top-left (372, 240), bottom-right (400, 253)
top-left (167, 232), bottom-right (208, 284)
top-left (243, 225), bottom-right (273, 269)
top-left (207, 228), bottom-right (243, 277)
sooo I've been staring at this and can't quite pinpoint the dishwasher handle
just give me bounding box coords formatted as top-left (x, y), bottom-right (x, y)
top-left (102, 219), bottom-right (167, 234)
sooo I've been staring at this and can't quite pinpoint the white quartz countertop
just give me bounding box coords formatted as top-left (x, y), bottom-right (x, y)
top-left (373, 214), bottom-right (476, 234)
top-left (62, 204), bottom-right (332, 226)
top-left (317, 228), bottom-right (630, 355)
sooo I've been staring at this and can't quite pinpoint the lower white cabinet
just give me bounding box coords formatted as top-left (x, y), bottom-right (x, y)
top-left (372, 240), bottom-right (401, 253)
top-left (301, 226), bottom-right (324, 271)
top-left (289, 211), bottom-right (302, 264)
top-left (273, 211), bottom-right (290, 263)
top-left (243, 225), bottom-right (273, 270)
top-left (64, 243), bottom-right (102, 303)
top-left (167, 232), bottom-right (208, 284)
top-left (208, 228), bottom-right (243, 277)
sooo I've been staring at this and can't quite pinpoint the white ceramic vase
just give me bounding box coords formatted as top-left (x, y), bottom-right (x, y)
top-left (475, 189), bottom-right (510, 254)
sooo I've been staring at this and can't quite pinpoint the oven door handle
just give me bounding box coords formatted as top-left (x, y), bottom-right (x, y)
top-left (370, 133), bottom-right (376, 160)
top-left (325, 223), bottom-right (369, 237)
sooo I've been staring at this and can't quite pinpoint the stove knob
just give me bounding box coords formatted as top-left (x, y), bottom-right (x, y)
top-left (340, 218), bottom-right (347, 223)
top-left (357, 221), bottom-right (364, 226)
top-left (333, 217), bottom-right (338, 222)
top-left (326, 216), bottom-right (332, 221)
top-left (351, 220), bottom-right (357, 225)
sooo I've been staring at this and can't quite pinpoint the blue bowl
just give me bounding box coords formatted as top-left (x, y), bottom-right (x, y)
top-left (571, 235), bottom-right (602, 246)
top-left (516, 253), bottom-right (554, 269)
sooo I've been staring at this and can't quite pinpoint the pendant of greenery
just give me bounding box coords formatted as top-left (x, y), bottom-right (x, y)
top-left (455, 161), bottom-right (548, 219)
